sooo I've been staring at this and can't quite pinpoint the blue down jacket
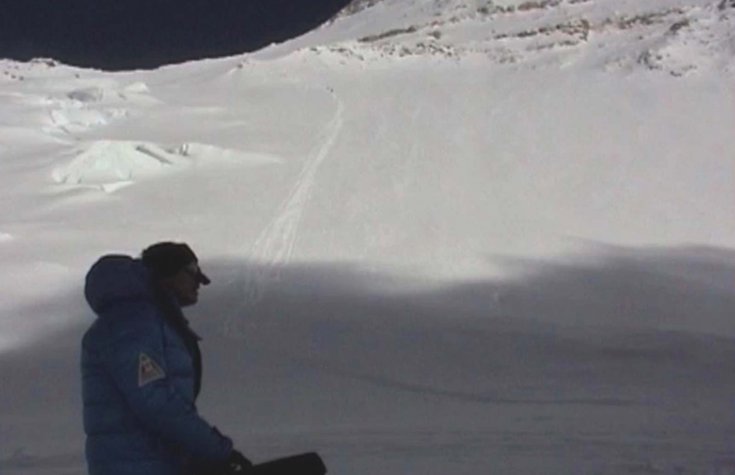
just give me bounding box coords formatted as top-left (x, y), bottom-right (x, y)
top-left (81, 255), bottom-right (232, 475)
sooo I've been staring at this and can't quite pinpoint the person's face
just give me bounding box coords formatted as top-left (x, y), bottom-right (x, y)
top-left (163, 262), bottom-right (204, 306)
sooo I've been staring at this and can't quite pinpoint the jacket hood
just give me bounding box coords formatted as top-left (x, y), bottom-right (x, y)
top-left (85, 255), bottom-right (154, 315)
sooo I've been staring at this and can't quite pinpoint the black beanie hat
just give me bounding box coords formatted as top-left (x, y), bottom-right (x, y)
top-left (141, 242), bottom-right (211, 285)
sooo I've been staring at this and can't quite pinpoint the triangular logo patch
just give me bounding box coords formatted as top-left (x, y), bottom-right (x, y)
top-left (138, 353), bottom-right (165, 387)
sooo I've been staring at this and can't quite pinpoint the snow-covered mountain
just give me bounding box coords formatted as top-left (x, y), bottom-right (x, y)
top-left (1, 1), bottom-right (734, 474)
top-left (275, 0), bottom-right (735, 77)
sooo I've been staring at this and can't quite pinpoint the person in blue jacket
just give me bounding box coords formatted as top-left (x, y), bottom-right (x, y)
top-left (81, 242), bottom-right (251, 475)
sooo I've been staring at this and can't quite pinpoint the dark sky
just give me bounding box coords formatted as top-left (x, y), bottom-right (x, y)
top-left (0, 0), bottom-right (353, 70)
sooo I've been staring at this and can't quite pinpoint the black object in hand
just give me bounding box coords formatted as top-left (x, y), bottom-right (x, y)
top-left (227, 450), bottom-right (254, 473)
top-left (249, 452), bottom-right (327, 475)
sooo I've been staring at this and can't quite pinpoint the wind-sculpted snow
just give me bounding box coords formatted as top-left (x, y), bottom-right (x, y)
top-left (52, 140), bottom-right (279, 192)
top-left (52, 141), bottom-right (185, 191)
top-left (0, 63), bottom-right (157, 140)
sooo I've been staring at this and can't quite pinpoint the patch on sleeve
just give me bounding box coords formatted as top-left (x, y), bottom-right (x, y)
top-left (138, 353), bottom-right (165, 387)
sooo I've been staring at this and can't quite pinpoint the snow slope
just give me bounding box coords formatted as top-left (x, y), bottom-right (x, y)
top-left (1, 0), bottom-right (734, 473)
top-left (281, 0), bottom-right (735, 76)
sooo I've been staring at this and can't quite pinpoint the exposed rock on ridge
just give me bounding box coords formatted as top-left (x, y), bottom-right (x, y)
top-left (323, 0), bottom-right (734, 76)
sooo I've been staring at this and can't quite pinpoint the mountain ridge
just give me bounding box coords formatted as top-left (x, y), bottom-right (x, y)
top-left (305, 0), bottom-right (734, 76)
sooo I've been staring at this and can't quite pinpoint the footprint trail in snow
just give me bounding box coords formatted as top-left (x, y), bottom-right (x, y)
top-left (229, 91), bottom-right (344, 334)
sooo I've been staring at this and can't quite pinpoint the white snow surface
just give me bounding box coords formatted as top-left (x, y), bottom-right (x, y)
top-left (1, 1), bottom-right (735, 473)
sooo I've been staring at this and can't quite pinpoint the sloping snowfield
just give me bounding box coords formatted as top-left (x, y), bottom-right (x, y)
top-left (1, 0), bottom-right (734, 473)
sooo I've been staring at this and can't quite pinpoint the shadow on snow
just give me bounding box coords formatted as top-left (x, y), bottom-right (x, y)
top-left (1, 243), bottom-right (735, 472)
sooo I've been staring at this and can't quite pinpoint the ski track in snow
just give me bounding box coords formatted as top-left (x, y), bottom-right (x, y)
top-left (230, 91), bottom-right (345, 333)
